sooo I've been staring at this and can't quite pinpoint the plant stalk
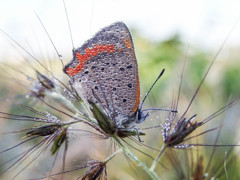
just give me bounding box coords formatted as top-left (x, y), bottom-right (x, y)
top-left (114, 137), bottom-right (159, 180)
top-left (103, 149), bottom-right (122, 164)
top-left (150, 144), bottom-right (167, 172)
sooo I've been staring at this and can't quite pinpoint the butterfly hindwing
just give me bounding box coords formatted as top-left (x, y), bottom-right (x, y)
top-left (64, 22), bottom-right (140, 124)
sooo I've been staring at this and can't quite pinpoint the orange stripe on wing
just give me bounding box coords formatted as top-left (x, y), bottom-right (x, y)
top-left (132, 73), bottom-right (140, 113)
top-left (123, 38), bottom-right (134, 54)
top-left (66, 44), bottom-right (115, 77)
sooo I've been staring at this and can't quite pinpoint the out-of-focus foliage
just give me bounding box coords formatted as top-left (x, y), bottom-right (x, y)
top-left (0, 28), bottom-right (240, 179)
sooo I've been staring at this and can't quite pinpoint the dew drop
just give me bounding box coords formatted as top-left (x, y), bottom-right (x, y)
top-left (81, 76), bottom-right (88, 82)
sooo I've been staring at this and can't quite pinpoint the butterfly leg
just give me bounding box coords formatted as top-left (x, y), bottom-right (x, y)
top-left (134, 127), bottom-right (144, 142)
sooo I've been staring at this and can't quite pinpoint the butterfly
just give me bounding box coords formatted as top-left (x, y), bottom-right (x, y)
top-left (64, 22), bottom-right (167, 131)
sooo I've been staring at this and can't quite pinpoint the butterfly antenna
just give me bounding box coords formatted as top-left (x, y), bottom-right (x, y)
top-left (139, 68), bottom-right (165, 111)
top-left (34, 12), bottom-right (64, 68)
top-left (142, 108), bottom-right (177, 113)
top-left (63, 0), bottom-right (75, 49)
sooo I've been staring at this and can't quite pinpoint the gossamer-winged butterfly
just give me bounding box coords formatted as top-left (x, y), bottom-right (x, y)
top-left (64, 22), bottom-right (169, 130)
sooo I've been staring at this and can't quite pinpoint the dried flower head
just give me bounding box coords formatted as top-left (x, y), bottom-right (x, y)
top-left (26, 123), bottom-right (61, 137)
top-left (28, 70), bottom-right (55, 99)
top-left (162, 114), bottom-right (202, 148)
top-left (81, 160), bottom-right (107, 180)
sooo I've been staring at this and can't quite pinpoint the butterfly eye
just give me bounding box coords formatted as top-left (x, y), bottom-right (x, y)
top-left (136, 110), bottom-right (149, 123)
top-left (137, 110), bottom-right (142, 120)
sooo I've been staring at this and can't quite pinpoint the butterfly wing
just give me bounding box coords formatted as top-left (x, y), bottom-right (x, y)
top-left (64, 22), bottom-right (140, 124)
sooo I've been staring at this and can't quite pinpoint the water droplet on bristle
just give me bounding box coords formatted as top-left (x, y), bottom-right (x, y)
top-left (81, 76), bottom-right (87, 82)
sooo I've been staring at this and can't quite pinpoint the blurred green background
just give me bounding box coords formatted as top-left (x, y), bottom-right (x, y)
top-left (0, 29), bottom-right (240, 179)
top-left (0, 0), bottom-right (240, 179)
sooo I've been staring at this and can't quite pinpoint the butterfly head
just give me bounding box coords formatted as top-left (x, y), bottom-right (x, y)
top-left (135, 108), bottom-right (150, 123)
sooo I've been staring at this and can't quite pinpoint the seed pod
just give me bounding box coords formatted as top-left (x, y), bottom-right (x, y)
top-left (36, 71), bottom-right (55, 90)
top-left (164, 114), bottom-right (203, 147)
top-left (89, 101), bottom-right (115, 136)
top-left (51, 128), bottom-right (67, 155)
top-left (81, 160), bottom-right (107, 180)
top-left (26, 124), bottom-right (61, 137)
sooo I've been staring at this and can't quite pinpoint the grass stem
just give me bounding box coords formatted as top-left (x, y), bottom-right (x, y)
top-left (113, 136), bottom-right (159, 180)
top-left (150, 144), bottom-right (167, 172)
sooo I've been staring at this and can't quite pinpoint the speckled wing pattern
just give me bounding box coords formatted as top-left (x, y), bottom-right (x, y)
top-left (64, 22), bottom-right (140, 125)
